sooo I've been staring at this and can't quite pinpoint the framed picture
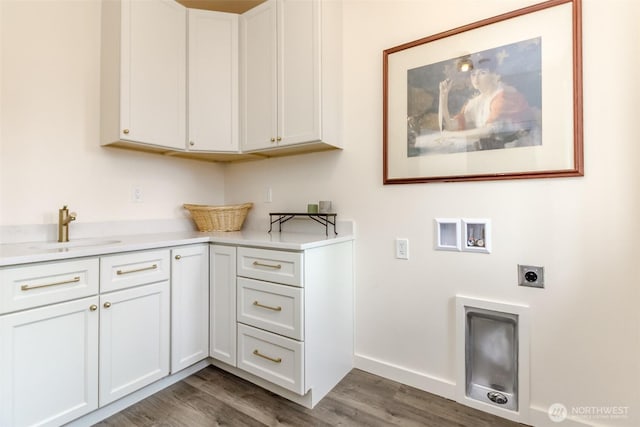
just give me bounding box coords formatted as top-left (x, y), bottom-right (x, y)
top-left (383, 0), bottom-right (583, 184)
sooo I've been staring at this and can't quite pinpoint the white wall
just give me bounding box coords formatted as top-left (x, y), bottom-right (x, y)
top-left (225, 1), bottom-right (640, 426)
top-left (1, 0), bottom-right (639, 425)
top-left (0, 0), bottom-right (225, 227)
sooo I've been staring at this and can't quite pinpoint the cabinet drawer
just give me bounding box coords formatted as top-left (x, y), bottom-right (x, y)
top-left (237, 247), bottom-right (303, 286)
top-left (0, 258), bottom-right (99, 314)
top-left (100, 249), bottom-right (170, 292)
top-left (237, 277), bottom-right (303, 340)
top-left (237, 323), bottom-right (304, 395)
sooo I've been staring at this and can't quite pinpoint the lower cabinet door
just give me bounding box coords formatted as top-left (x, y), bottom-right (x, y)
top-left (210, 244), bottom-right (237, 366)
top-left (0, 296), bottom-right (99, 427)
top-left (99, 281), bottom-right (170, 406)
top-left (237, 323), bottom-right (304, 395)
top-left (171, 244), bottom-right (210, 373)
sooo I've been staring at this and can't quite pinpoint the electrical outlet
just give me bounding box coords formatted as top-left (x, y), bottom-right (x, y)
top-left (396, 238), bottom-right (409, 260)
top-left (518, 264), bottom-right (544, 288)
top-left (132, 187), bottom-right (143, 203)
top-left (265, 187), bottom-right (273, 203)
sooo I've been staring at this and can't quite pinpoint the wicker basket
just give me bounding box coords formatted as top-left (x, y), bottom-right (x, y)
top-left (183, 203), bottom-right (253, 232)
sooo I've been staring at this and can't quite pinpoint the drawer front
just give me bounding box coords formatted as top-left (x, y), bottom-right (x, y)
top-left (237, 323), bottom-right (304, 395)
top-left (237, 277), bottom-right (303, 340)
top-left (100, 249), bottom-right (170, 292)
top-left (237, 247), bottom-right (303, 286)
top-left (0, 258), bottom-right (99, 314)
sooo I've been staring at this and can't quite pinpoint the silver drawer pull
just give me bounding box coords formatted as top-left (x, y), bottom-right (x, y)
top-left (253, 349), bottom-right (282, 364)
top-left (116, 264), bottom-right (157, 275)
top-left (252, 261), bottom-right (282, 269)
top-left (21, 276), bottom-right (80, 291)
top-left (253, 301), bottom-right (282, 311)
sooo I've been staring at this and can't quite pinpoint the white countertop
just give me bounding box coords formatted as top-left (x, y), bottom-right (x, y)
top-left (0, 230), bottom-right (354, 267)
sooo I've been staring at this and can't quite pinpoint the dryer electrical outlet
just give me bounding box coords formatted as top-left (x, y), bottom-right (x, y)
top-left (518, 265), bottom-right (544, 288)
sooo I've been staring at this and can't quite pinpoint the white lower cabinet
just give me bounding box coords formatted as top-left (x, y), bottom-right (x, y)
top-left (170, 244), bottom-right (209, 373)
top-left (0, 296), bottom-right (99, 427)
top-left (0, 238), bottom-right (353, 425)
top-left (0, 249), bottom-right (171, 426)
top-left (213, 242), bottom-right (354, 409)
top-left (98, 250), bottom-right (171, 406)
top-left (98, 281), bottom-right (170, 406)
top-left (209, 244), bottom-right (237, 366)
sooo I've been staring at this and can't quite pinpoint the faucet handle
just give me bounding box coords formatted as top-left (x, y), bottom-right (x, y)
top-left (69, 212), bottom-right (77, 221)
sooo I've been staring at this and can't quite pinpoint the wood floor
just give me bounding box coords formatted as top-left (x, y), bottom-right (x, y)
top-left (96, 366), bottom-right (525, 427)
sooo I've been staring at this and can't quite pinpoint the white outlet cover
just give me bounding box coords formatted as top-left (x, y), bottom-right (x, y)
top-left (132, 187), bottom-right (143, 203)
top-left (395, 238), bottom-right (409, 260)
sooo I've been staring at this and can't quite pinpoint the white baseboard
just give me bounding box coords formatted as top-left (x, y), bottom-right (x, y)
top-left (353, 353), bottom-right (456, 400)
top-left (530, 405), bottom-right (600, 427)
top-left (64, 355), bottom-right (595, 427)
top-left (354, 354), bottom-right (595, 427)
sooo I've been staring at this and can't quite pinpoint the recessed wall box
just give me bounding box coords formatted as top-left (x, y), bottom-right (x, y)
top-left (462, 219), bottom-right (491, 254)
top-left (435, 218), bottom-right (461, 251)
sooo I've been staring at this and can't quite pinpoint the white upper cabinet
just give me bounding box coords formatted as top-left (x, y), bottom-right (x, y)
top-left (100, 0), bottom-right (342, 161)
top-left (188, 10), bottom-right (239, 152)
top-left (240, 0), bottom-right (277, 152)
top-left (101, 0), bottom-right (187, 150)
top-left (240, 0), bottom-right (342, 153)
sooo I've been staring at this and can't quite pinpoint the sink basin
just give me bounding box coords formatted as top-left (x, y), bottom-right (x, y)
top-left (30, 239), bottom-right (122, 250)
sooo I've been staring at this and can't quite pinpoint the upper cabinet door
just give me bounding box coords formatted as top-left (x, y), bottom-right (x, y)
top-left (278, 0), bottom-right (321, 146)
top-left (240, 0), bottom-right (341, 153)
top-left (240, 0), bottom-right (278, 152)
top-left (119, 0), bottom-right (186, 149)
top-left (188, 10), bottom-right (239, 152)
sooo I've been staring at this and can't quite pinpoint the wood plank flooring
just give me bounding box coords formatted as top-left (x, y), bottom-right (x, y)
top-left (96, 366), bottom-right (526, 427)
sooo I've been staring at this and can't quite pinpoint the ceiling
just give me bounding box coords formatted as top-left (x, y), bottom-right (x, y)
top-left (176, 0), bottom-right (266, 14)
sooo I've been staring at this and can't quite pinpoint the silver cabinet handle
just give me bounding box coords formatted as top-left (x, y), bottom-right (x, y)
top-left (253, 301), bottom-right (282, 311)
top-left (253, 349), bottom-right (282, 363)
top-left (252, 261), bottom-right (282, 270)
top-left (21, 276), bottom-right (80, 291)
top-left (116, 264), bottom-right (157, 275)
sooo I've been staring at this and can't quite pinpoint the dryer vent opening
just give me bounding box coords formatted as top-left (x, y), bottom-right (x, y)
top-left (465, 307), bottom-right (519, 411)
top-left (455, 296), bottom-right (529, 423)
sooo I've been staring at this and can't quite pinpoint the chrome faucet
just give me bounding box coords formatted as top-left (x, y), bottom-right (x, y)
top-left (58, 205), bottom-right (77, 243)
